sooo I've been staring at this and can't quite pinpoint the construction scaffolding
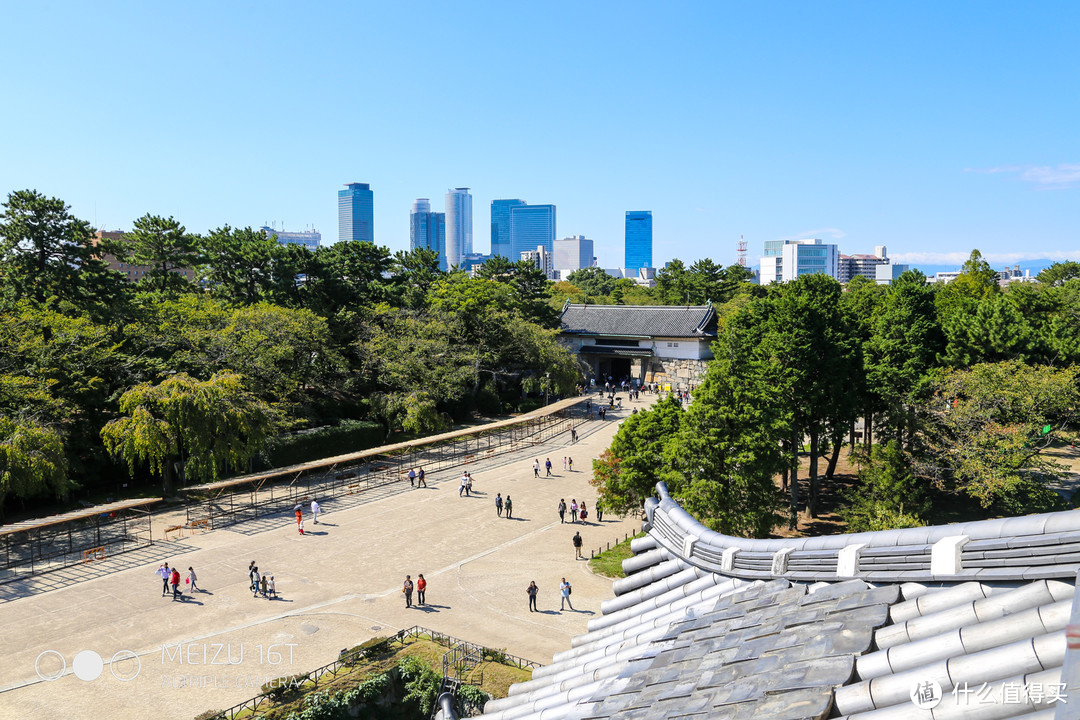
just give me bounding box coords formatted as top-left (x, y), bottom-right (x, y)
top-left (0, 498), bottom-right (158, 584)
top-left (182, 397), bottom-right (586, 530)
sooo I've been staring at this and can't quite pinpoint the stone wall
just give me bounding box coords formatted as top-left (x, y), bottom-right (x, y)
top-left (640, 356), bottom-right (709, 388)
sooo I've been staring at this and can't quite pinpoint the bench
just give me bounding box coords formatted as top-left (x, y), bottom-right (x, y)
top-left (82, 546), bottom-right (106, 562)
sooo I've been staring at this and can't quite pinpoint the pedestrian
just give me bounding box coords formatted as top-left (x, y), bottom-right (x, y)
top-left (295, 507), bottom-right (302, 528)
top-left (260, 574), bottom-right (269, 597)
top-left (567, 457), bottom-right (573, 472)
top-left (533, 459), bottom-right (540, 478)
top-left (158, 563), bottom-right (171, 596)
top-left (459, 473), bottom-right (468, 497)
top-left (496, 493), bottom-right (504, 517)
top-left (505, 495), bottom-right (513, 519)
top-left (558, 499), bottom-right (566, 524)
top-left (545, 458), bottom-right (552, 476)
top-left (171, 566), bottom-right (182, 600)
top-left (403, 575), bottom-right (414, 608)
top-left (408, 467), bottom-right (416, 487)
top-left (268, 575), bottom-right (277, 599)
top-left (562, 456), bottom-right (567, 471)
top-left (560, 578), bottom-right (574, 610)
top-left (573, 531), bottom-right (583, 560)
top-left (187, 566), bottom-right (199, 592)
top-left (248, 561), bottom-right (257, 592)
top-left (527, 581), bottom-right (539, 612)
top-left (571, 426), bottom-right (578, 443)
top-left (580, 502), bottom-right (588, 523)
top-left (298, 518), bottom-right (305, 535)
top-left (417, 574), bottom-right (426, 605)
top-left (466, 473), bottom-right (473, 495)
top-left (252, 567), bottom-right (261, 597)
top-left (596, 501), bottom-right (604, 523)
top-left (570, 499), bottom-right (578, 523)
top-left (417, 467), bottom-right (427, 487)
top-left (311, 498), bottom-right (321, 524)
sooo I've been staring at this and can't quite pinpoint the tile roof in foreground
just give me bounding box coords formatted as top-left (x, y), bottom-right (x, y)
top-left (474, 482), bottom-right (1080, 720)
top-left (559, 304), bottom-right (717, 339)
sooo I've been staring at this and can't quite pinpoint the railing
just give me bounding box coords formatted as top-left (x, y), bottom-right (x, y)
top-left (202, 626), bottom-right (539, 720)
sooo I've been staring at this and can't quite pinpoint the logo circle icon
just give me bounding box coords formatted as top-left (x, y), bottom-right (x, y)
top-left (34, 650), bottom-right (66, 681)
top-left (910, 679), bottom-right (943, 709)
top-left (73, 650), bottom-right (104, 681)
top-left (110, 650), bottom-right (141, 682)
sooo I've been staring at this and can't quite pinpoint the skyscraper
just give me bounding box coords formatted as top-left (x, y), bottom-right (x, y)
top-left (338, 183), bottom-right (374, 243)
top-left (553, 235), bottom-right (595, 275)
top-left (490, 199), bottom-right (526, 259)
top-left (410, 198), bottom-right (446, 268)
top-left (625, 211), bottom-right (653, 270)
top-left (445, 188), bottom-right (472, 268)
top-left (509, 204), bottom-right (556, 261)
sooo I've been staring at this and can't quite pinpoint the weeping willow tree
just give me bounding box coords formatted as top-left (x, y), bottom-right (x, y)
top-left (101, 372), bottom-right (281, 495)
top-left (0, 416), bottom-right (70, 514)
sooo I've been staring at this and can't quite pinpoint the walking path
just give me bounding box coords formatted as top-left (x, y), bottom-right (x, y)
top-left (0, 392), bottom-right (655, 720)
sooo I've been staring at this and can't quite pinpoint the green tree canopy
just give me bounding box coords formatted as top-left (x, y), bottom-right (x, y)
top-left (566, 267), bottom-right (617, 297)
top-left (0, 416), bottom-right (70, 510)
top-left (119, 214), bottom-right (201, 294)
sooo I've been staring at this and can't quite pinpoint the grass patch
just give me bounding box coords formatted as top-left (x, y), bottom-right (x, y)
top-left (589, 533), bottom-right (645, 578)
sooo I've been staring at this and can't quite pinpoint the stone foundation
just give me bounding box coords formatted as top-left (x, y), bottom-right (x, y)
top-left (640, 357), bottom-right (709, 389)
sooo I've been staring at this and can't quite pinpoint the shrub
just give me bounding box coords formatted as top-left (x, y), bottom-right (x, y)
top-left (259, 673), bottom-right (307, 700)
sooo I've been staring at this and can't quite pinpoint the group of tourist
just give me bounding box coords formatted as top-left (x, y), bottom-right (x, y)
top-left (247, 560), bottom-right (278, 599)
top-left (401, 573), bottom-right (427, 607)
top-left (156, 562), bottom-right (198, 600)
top-left (526, 577), bottom-right (576, 612)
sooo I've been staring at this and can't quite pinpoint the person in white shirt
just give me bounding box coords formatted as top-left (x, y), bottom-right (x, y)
top-left (310, 499), bottom-right (321, 524)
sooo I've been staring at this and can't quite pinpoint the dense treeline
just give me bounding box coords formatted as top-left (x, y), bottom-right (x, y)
top-left (593, 251), bottom-right (1080, 535)
top-left (0, 190), bottom-right (581, 510)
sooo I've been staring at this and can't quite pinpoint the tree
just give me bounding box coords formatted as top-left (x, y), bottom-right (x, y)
top-left (0, 416), bottom-right (70, 511)
top-left (566, 267), bottom-right (617, 297)
top-left (919, 361), bottom-right (1080, 514)
top-left (389, 247), bottom-right (443, 309)
top-left (101, 371), bottom-right (281, 495)
top-left (1037, 261), bottom-right (1080, 287)
top-left (935, 249), bottom-right (1000, 329)
top-left (654, 259), bottom-right (693, 304)
top-left (200, 225), bottom-right (280, 304)
top-left (840, 440), bottom-right (927, 532)
top-left (118, 214), bottom-right (200, 294)
top-left (590, 395), bottom-right (684, 516)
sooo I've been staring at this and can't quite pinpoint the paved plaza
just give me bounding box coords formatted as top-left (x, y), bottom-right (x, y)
top-left (0, 396), bottom-right (648, 720)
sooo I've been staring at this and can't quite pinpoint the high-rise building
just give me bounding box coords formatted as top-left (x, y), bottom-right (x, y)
top-left (338, 182), bottom-right (373, 243)
top-left (509, 204), bottom-right (556, 261)
top-left (625, 211), bottom-right (653, 270)
top-left (445, 188), bottom-right (472, 269)
top-left (553, 235), bottom-right (595, 276)
top-left (521, 246), bottom-right (554, 279)
top-left (758, 239), bottom-right (839, 284)
top-left (410, 198), bottom-right (446, 268)
top-left (490, 199), bottom-right (527, 259)
top-left (261, 226), bottom-right (321, 251)
top-left (838, 245), bottom-right (890, 283)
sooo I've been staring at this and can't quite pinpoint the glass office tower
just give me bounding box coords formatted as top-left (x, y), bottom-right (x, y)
top-left (445, 188), bottom-right (472, 269)
top-left (490, 199), bottom-right (527, 259)
top-left (338, 182), bottom-right (374, 243)
top-left (410, 198), bottom-right (446, 268)
top-left (509, 204), bottom-right (556, 261)
top-left (625, 211), bottom-right (652, 270)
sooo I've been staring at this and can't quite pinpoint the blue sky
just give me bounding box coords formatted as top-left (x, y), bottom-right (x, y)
top-left (2, 2), bottom-right (1078, 270)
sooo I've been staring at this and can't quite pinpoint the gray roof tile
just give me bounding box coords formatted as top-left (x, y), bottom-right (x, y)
top-left (559, 304), bottom-right (717, 339)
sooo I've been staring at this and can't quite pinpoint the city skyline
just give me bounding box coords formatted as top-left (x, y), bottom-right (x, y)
top-left (2, 3), bottom-right (1078, 270)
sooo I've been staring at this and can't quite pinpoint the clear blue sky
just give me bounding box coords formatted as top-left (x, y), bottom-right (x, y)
top-left (2, 1), bottom-right (1078, 270)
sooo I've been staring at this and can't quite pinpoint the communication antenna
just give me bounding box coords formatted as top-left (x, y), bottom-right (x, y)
top-left (737, 235), bottom-right (748, 267)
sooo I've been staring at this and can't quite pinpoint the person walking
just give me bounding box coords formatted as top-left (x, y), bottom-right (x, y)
top-left (504, 495), bottom-right (513, 519)
top-left (459, 473), bottom-right (468, 497)
top-left (417, 467), bottom-right (427, 487)
top-left (560, 578), bottom-right (574, 611)
top-left (495, 493), bottom-right (504, 517)
top-left (527, 581), bottom-right (539, 612)
top-left (295, 507), bottom-right (302, 529)
top-left (466, 473), bottom-right (473, 496)
top-left (417, 574), bottom-right (427, 605)
top-left (187, 566), bottom-right (199, 592)
top-left (252, 567), bottom-right (261, 598)
top-left (158, 563), bottom-right (171, 596)
top-left (248, 561), bottom-right (257, 592)
top-left (533, 459), bottom-right (540, 478)
top-left (260, 574), bottom-right (269, 598)
top-left (408, 468), bottom-right (416, 487)
top-left (567, 457), bottom-right (573, 472)
top-left (596, 501), bottom-right (604, 523)
top-left (562, 456), bottom-right (567, 471)
top-left (570, 499), bottom-right (578, 523)
top-left (298, 517), bottom-right (305, 535)
top-left (310, 499), bottom-right (321, 524)
top-left (573, 531), bottom-right (583, 560)
top-left (545, 458), bottom-right (553, 477)
top-left (558, 499), bottom-right (566, 524)
top-left (580, 502), bottom-right (588, 523)
top-left (268, 575), bottom-right (277, 599)
top-left (571, 427), bottom-right (578, 443)
top-left (171, 566), bottom-right (182, 600)
top-left (403, 575), bottom-right (414, 608)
